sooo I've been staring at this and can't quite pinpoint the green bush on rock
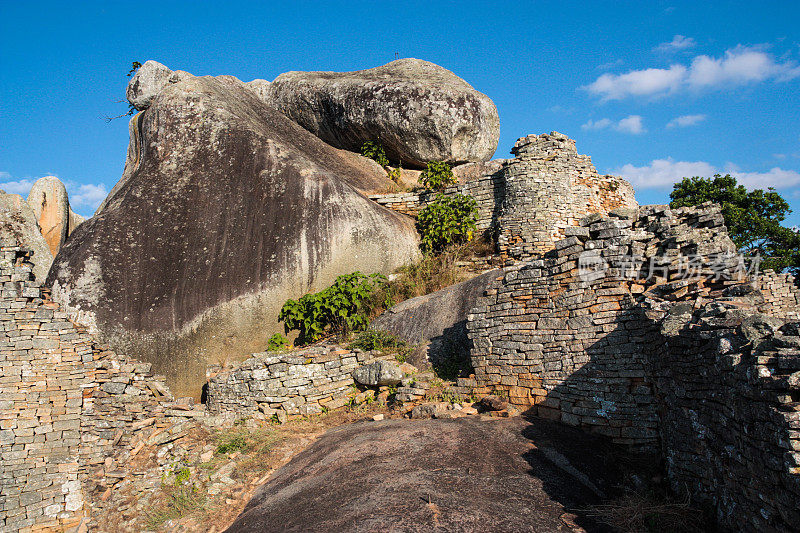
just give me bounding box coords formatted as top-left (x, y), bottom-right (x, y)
top-left (279, 272), bottom-right (387, 345)
top-left (417, 193), bottom-right (478, 254)
top-left (360, 140), bottom-right (389, 167)
top-left (419, 161), bottom-right (456, 192)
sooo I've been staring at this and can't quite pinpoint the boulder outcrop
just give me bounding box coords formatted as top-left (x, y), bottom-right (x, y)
top-left (265, 58), bottom-right (500, 168)
top-left (126, 60), bottom-right (191, 111)
top-left (0, 191), bottom-right (52, 281)
top-left (26, 176), bottom-right (83, 257)
top-left (49, 70), bottom-right (420, 397)
top-left (371, 269), bottom-right (502, 369)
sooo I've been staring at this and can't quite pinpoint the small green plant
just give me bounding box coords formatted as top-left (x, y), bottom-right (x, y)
top-left (387, 166), bottom-right (402, 183)
top-left (416, 193), bottom-right (478, 254)
top-left (419, 161), bottom-right (456, 191)
top-left (279, 272), bottom-right (387, 345)
top-left (361, 140), bottom-right (389, 167)
top-left (215, 431), bottom-right (248, 454)
top-left (267, 332), bottom-right (289, 351)
top-left (439, 389), bottom-right (463, 404)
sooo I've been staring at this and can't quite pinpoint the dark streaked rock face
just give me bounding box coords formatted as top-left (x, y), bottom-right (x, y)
top-left (265, 58), bottom-right (500, 168)
top-left (48, 73), bottom-right (420, 397)
top-left (226, 416), bottom-right (640, 533)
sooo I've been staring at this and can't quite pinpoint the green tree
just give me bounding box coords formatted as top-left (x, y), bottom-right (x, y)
top-left (669, 174), bottom-right (800, 273)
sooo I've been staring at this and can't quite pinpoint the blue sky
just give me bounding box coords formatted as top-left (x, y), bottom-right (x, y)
top-left (1, 1), bottom-right (799, 224)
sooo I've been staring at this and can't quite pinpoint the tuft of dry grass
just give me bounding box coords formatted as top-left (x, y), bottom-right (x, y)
top-left (368, 239), bottom-right (496, 315)
top-left (583, 492), bottom-right (706, 533)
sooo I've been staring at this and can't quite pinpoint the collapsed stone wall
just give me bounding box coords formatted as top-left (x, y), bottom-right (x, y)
top-left (464, 203), bottom-right (738, 448)
top-left (205, 346), bottom-right (394, 418)
top-left (0, 246), bottom-right (194, 532)
top-left (650, 306), bottom-right (800, 530)
top-left (756, 269), bottom-right (800, 319)
top-left (370, 133), bottom-right (636, 261)
top-left (463, 204), bottom-right (800, 530)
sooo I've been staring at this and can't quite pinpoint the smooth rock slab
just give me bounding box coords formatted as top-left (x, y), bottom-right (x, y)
top-left (226, 416), bottom-right (647, 532)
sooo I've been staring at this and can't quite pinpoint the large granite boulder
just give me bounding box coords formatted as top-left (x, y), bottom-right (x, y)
top-left (49, 70), bottom-right (420, 397)
top-left (126, 60), bottom-right (192, 111)
top-left (26, 176), bottom-right (83, 257)
top-left (0, 192), bottom-right (53, 281)
top-left (371, 270), bottom-right (502, 369)
top-left (226, 417), bottom-right (642, 532)
top-left (265, 58), bottom-right (500, 168)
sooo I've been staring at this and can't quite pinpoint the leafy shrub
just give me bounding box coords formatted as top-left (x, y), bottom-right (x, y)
top-left (279, 272), bottom-right (387, 345)
top-left (267, 333), bottom-right (289, 351)
top-left (417, 193), bottom-right (478, 254)
top-left (360, 140), bottom-right (389, 167)
top-left (419, 161), bottom-right (456, 191)
top-left (387, 166), bottom-right (402, 183)
top-left (349, 329), bottom-right (411, 362)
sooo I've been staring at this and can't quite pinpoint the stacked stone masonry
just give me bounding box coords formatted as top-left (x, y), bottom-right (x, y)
top-left (370, 132), bottom-right (637, 263)
top-left (497, 132), bottom-right (636, 261)
top-left (464, 204), bottom-right (800, 531)
top-left (0, 246), bottom-right (194, 532)
top-left (651, 306), bottom-right (800, 530)
top-left (205, 346), bottom-right (394, 418)
top-left (756, 270), bottom-right (800, 320)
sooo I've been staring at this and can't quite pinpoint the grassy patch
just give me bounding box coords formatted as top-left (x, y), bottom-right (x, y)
top-left (348, 329), bottom-right (411, 363)
top-left (145, 485), bottom-right (206, 530)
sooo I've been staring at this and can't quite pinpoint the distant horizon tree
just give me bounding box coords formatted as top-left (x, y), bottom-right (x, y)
top-left (669, 174), bottom-right (800, 275)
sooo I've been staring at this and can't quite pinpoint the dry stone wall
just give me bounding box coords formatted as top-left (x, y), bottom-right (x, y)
top-left (463, 204), bottom-right (800, 530)
top-left (651, 306), bottom-right (800, 531)
top-left (497, 132), bottom-right (636, 262)
top-left (0, 246), bottom-right (195, 532)
top-left (370, 133), bottom-right (636, 261)
top-left (756, 270), bottom-right (800, 319)
top-left (205, 346), bottom-right (394, 419)
top-left (369, 170), bottom-right (506, 237)
top-left (464, 203), bottom-right (738, 448)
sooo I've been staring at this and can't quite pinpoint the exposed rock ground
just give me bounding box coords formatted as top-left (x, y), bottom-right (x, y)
top-left (226, 416), bottom-right (654, 533)
top-left (48, 71), bottom-right (420, 397)
top-left (265, 58), bottom-right (500, 167)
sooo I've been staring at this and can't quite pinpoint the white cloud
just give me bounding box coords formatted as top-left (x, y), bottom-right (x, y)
top-left (581, 115), bottom-right (645, 134)
top-left (733, 167), bottom-right (800, 190)
top-left (581, 118), bottom-right (613, 131)
top-left (0, 172), bottom-right (108, 213)
top-left (616, 115), bottom-right (645, 134)
top-left (585, 65), bottom-right (686, 101)
top-left (0, 176), bottom-right (36, 196)
top-left (611, 158), bottom-right (800, 191)
top-left (656, 35), bottom-right (696, 52)
top-left (584, 45), bottom-right (800, 101)
top-left (596, 59), bottom-right (624, 71)
top-left (69, 183), bottom-right (108, 210)
top-left (666, 114), bottom-right (707, 128)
